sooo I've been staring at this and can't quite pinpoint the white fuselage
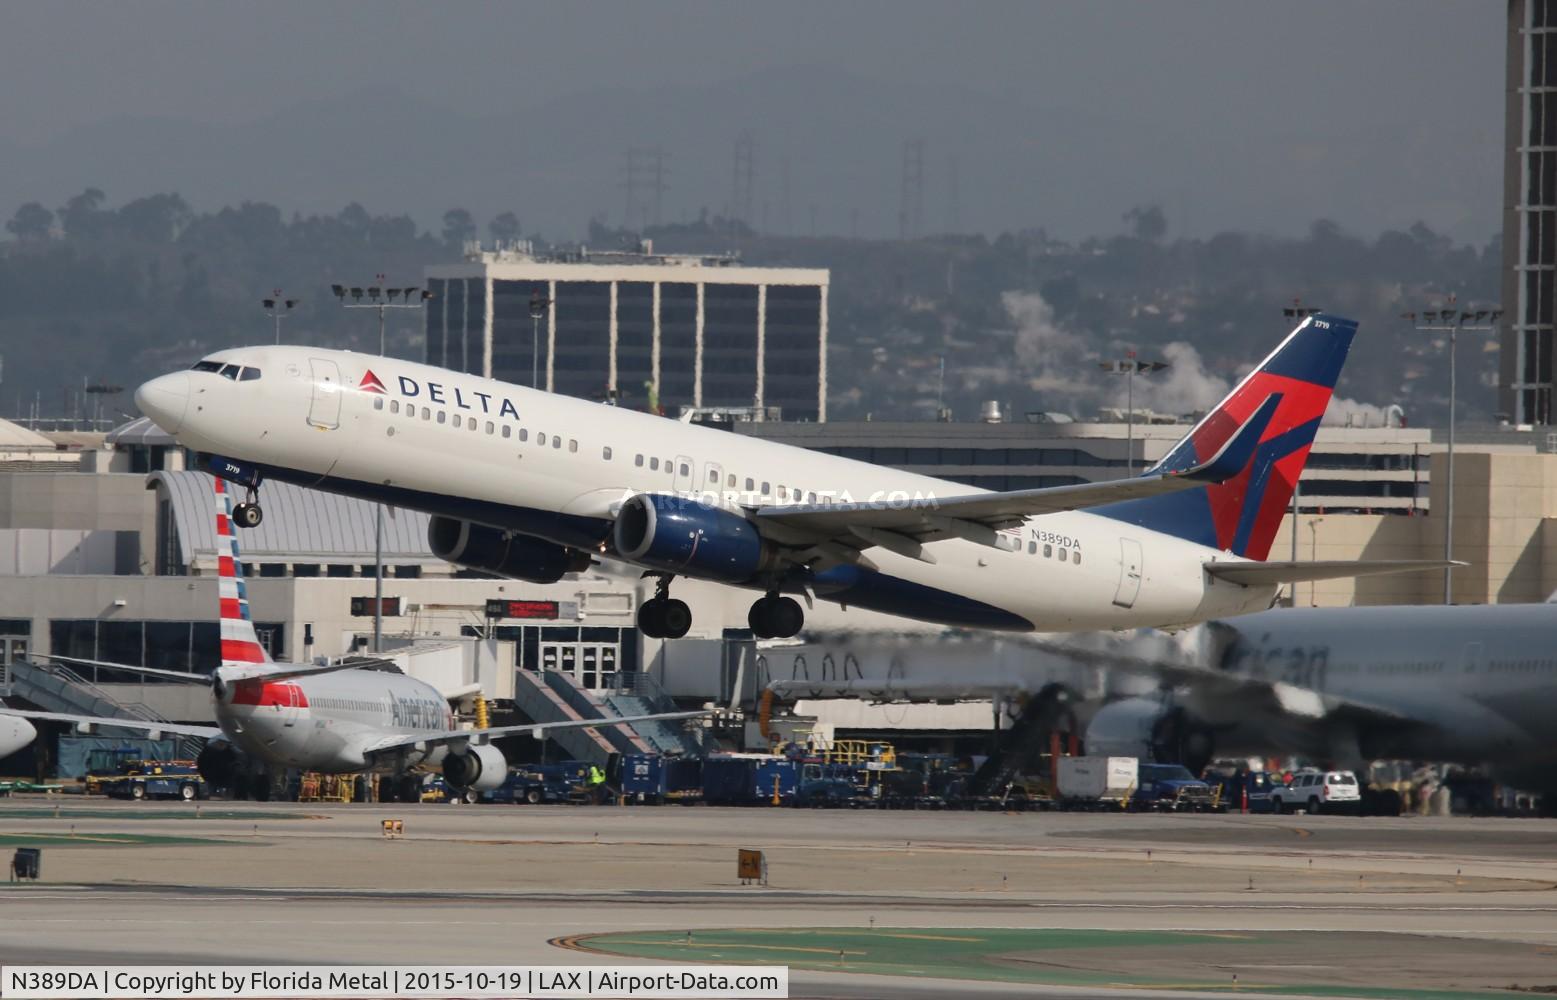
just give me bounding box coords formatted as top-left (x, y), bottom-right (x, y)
top-left (216, 667), bottom-right (454, 774)
top-left (146, 347), bottom-right (1278, 632)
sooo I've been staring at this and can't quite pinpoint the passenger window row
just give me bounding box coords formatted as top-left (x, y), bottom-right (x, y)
top-left (1026, 540), bottom-right (1082, 565)
top-left (369, 394), bottom-right (827, 506)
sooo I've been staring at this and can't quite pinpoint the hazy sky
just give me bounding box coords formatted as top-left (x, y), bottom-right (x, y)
top-left (0, 2), bottom-right (1504, 242)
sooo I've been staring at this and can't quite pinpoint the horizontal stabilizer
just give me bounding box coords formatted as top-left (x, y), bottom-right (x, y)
top-left (0, 707), bottom-right (223, 740)
top-left (1205, 559), bottom-right (1463, 587)
top-left (41, 654), bottom-right (213, 685)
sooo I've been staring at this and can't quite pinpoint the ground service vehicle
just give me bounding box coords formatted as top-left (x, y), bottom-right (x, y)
top-left (1130, 763), bottom-right (1217, 811)
top-left (1209, 769), bottom-right (1279, 813)
top-left (482, 762), bottom-right (589, 804)
top-left (1270, 769), bottom-right (1360, 814)
top-left (102, 759), bottom-right (206, 801)
top-left (1056, 756), bottom-right (1137, 808)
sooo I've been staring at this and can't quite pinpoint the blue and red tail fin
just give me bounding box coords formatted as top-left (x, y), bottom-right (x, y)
top-left (1095, 312), bottom-right (1358, 560)
top-left (213, 477), bottom-right (272, 667)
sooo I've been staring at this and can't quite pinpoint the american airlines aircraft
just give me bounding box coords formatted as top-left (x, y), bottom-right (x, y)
top-left (0, 715), bottom-right (35, 760)
top-left (764, 603), bottom-right (1557, 799)
top-left (132, 312), bottom-right (1446, 639)
top-left (1070, 603), bottom-right (1557, 795)
top-left (0, 479), bottom-right (703, 800)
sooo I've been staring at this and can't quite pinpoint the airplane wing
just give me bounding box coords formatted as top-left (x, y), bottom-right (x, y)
top-left (222, 661), bottom-right (397, 683)
top-left (1204, 559), bottom-right (1464, 587)
top-left (361, 710), bottom-right (711, 757)
top-left (751, 396), bottom-right (1277, 554)
top-left (0, 707), bottom-right (222, 740)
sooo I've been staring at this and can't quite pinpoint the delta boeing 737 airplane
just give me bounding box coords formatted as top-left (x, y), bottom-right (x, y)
top-left (132, 312), bottom-right (1448, 639)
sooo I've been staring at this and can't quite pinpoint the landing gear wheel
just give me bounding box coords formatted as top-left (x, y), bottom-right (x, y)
top-left (659, 599), bottom-right (692, 639)
top-left (637, 577), bottom-right (691, 639)
top-left (637, 598), bottom-right (667, 638)
top-left (232, 501), bottom-right (264, 528)
top-left (748, 595), bottom-right (804, 639)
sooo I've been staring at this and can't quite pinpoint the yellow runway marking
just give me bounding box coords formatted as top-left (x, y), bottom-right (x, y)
top-left (878, 932), bottom-right (984, 942)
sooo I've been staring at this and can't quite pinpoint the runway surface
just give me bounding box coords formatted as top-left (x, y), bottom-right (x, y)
top-left (0, 799), bottom-right (1553, 998)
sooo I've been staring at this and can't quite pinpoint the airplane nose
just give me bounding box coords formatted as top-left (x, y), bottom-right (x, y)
top-left (134, 372), bottom-right (190, 434)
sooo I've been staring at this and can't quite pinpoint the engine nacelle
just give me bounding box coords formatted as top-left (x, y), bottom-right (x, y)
top-left (613, 493), bottom-right (773, 583)
top-left (428, 516), bottom-right (590, 583)
top-left (1083, 697), bottom-right (1216, 772)
top-left (196, 740), bottom-right (244, 789)
top-left (443, 743), bottom-right (507, 791)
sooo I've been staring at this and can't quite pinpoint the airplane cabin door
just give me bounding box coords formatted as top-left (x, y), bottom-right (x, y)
top-left (672, 454), bottom-right (696, 493)
top-left (307, 358), bottom-right (343, 429)
top-left (1112, 537), bottom-right (1143, 608)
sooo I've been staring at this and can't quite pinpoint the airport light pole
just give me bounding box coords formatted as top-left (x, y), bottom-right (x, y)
top-left (261, 290), bottom-right (298, 345)
top-left (528, 287), bottom-right (551, 389)
top-left (1099, 352), bottom-right (1169, 475)
top-left (1283, 303), bottom-right (1321, 605)
top-left (1403, 304), bottom-right (1502, 605)
top-left (332, 278), bottom-right (432, 652)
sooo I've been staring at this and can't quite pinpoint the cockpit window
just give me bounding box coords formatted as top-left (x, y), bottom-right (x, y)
top-left (191, 360), bottom-right (224, 373)
top-left (239, 367), bottom-right (261, 381)
top-left (217, 364), bottom-right (241, 380)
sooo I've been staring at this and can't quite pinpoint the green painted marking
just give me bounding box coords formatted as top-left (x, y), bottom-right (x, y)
top-left (0, 832), bottom-right (228, 847)
top-left (575, 928), bottom-right (1517, 999)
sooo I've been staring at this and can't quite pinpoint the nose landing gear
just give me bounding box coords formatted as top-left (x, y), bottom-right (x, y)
top-left (748, 594), bottom-right (804, 639)
top-left (637, 575), bottom-right (691, 639)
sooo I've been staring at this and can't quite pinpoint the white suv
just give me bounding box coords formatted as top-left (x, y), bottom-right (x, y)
top-left (1269, 770), bottom-right (1361, 815)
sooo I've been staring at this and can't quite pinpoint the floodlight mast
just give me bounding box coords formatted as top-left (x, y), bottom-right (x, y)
top-left (261, 289), bottom-right (297, 345)
top-left (1402, 301), bottom-right (1503, 604)
top-left (1098, 350), bottom-right (1170, 475)
top-left (331, 276), bottom-right (433, 650)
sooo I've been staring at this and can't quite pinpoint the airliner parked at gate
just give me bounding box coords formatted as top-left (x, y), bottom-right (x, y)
top-left (0, 479), bottom-right (702, 799)
top-left (132, 312), bottom-right (1449, 640)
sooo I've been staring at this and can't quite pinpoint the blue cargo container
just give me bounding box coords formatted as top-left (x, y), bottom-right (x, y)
top-left (622, 755), bottom-right (705, 804)
top-left (622, 754), bottom-right (665, 802)
top-left (703, 755), bottom-right (797, 805)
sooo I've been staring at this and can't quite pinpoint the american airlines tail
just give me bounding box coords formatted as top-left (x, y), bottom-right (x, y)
top-left (1095, 312), bottom-right (1356, 560)
top-left (213, 477), bottom-right (272, 667)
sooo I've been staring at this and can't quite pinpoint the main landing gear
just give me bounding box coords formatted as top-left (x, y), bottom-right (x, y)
top-left (748, 593), bottom-right (803, 639)
top-left (231, 484), bottom-right (264, 528)
top-left (637, 576), bottom-right (692, 639)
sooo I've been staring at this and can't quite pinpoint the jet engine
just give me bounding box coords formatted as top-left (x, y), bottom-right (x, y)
top-left (442, 743), bottom-right (507, 791)
top-left (613, 493), bottom-right (776, 583)
top-left (1083, 697), bottom-right (1217, 773)
top-left (196, 740), bottom-right (244, 790)
top-left (428, 517), bottom-right (590, 583)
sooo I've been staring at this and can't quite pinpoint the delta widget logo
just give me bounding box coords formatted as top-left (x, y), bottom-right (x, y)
top-left (359, 370), bottom-right (387, 394)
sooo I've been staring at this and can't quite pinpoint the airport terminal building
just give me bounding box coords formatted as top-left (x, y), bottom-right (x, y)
top-left (425, 243), bottom-right (830, 421)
